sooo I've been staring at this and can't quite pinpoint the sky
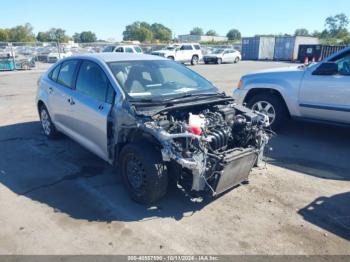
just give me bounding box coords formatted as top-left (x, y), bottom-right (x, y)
top-left (1, 0), bottom-right (350, 41)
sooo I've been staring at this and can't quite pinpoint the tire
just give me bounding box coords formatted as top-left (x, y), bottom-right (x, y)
top-left (234, 57), bottom-right (240, 63)
top-left (39, 105), bottom-right (59, 139)
top-left (191, 55), bottom-right (199, 65)
top-left (246, 93), bottom-right (288, 131)
top-left (119, 142), bottom-right (168, 204)
top-left (217, 58), bottom-right (222, 64)
top-left (167, 56), bottom-right (174, 60)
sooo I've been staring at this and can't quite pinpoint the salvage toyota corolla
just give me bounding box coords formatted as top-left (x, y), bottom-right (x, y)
top-left (36, 53), bottom-right (271, 204)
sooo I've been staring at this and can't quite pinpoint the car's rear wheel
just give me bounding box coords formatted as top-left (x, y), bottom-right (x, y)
top-left (217, 58), bottom-right (222, 64)
top-left (120, 142), bottom-right (168, 204)
top-left (247, 93), bottom-right (288, 130)
top-left (39, 105), bottom-right (59, 138)
top-left (191, 55), bottom-right (199, 65)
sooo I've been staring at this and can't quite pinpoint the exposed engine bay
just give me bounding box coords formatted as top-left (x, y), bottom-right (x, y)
top-left (137, 99), bottom-right (271, 195)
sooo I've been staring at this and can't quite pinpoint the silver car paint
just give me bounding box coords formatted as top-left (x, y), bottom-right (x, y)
top-left (233, 47), bottom-right (350, 124)
top-left (37, 53), bottom-right (166, 163)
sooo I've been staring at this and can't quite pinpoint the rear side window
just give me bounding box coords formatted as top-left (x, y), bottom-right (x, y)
top-left (50, 64), bottom-right (61, 81)
top-left (125, 47), bottom-right (134, 53)
top-left (57, 60), bottom-right (78, 88)
top-left (181, 45), bottom-right (193, 50)
top-left (76, 61), bottom-right (110, 102)
top-left (194, 45), bottom-right (201, 50)
top-left (134, 47), bottom-right (143, 53)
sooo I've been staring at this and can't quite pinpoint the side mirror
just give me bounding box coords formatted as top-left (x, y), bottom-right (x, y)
top-left (313, 62), bottom-right (338, 76)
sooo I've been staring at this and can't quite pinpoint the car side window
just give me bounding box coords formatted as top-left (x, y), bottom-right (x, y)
top-left (125, 47), bottom-right (134, 53)
top-left (194, 45), bottom-right (201, 50)
top-left (57, 60), bottom-right (78, 88)
top-left (180, 45), bottom-right (193, 51)
top-left (115, 47), bottom-right (124, 52)
top-left (76, 61), bottom-right (111, 102)
top-left (134, 47), bottom-right (143, 53)
top-left (335, 55), bottom-right (350, 76)
top-left (50, 64), bottom-right (61, 82)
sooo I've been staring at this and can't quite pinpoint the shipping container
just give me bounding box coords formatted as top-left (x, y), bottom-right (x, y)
top-left (241, 37), bottom-right (275, 60)
top-left (297, 45), bottom-right (346, 62)
top-left (274, 36), bottom-right (319, 61)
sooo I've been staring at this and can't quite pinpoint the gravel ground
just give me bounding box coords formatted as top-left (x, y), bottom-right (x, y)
top-left (0, 61), bottom-right (349, 254)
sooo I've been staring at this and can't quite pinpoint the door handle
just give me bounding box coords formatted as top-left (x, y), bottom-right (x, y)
top-left (48, 87), bottom-right (53, 94)
top-left (67, 98), bottom-right (75, 105)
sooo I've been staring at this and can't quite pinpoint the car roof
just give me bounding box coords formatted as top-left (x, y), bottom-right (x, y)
top-left (69, 52), bottom-right (165, 63)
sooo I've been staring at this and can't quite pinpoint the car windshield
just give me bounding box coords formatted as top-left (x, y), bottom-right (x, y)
top-left (109, 60), bottom-right (217, 100)
top-left (212, 49), bottom-right (225, 54)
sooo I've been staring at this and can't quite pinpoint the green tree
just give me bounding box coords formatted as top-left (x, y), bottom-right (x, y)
top-left (79, 31), bottom-right (97, 43)
top-left (36, 31), bottom-right (51, 42)
top-left (190, 27), bottom-right (204, 35)
top-left (123, 22), bottom-right (153, 42)
top-left (226, 29), bottom-right (241, 41)
top-left (325, 13), bottom-right (349, 37)
top-left (151, 23), bottom-right (172, 41)
top-left (73, 33), bottom-right (81, 43)
top-left (294, 28), bottom-right (309, 36)
top-left (206, 30), bottom-right (217, 36)
top-left (0, 29), bottom-right (9, 41)
top-left (7, 23), bottom-right (35, 42)
top-left (48, 28), bottom-right (70, 43)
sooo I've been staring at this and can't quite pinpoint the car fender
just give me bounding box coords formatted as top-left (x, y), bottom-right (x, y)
top-left (243, 77), bottom-right (300, 117)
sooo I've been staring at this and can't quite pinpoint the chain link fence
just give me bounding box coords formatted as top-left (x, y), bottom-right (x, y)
top-left (0, 41), bottom-right (242, 72)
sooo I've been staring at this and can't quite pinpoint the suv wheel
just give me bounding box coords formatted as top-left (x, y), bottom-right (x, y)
top-left (191, 55), bottom-right (199, 65)
top-left (247, 93), bottom-right (288, 130)
top-left (120, 142), bottom-right (168, 204)
top-left (39, 105), bottom-right (59, 138)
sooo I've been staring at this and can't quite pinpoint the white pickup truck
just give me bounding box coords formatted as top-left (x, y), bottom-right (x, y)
top-left (151, 43), bottom-right (203, 65)
top-left (233, 47), bottom-right (350, 130)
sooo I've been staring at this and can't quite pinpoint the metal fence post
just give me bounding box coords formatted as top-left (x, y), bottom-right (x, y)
top-left (9, 43), bottom-right (16, 71)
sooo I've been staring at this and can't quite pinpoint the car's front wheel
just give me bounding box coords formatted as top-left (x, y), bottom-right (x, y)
top-left (39, 105), bottom-right (59, 138)
top-left (247, 93), bottom-right (288, 130)
top-left (119, 142), bottom-right (168, 204)
top-left (234, 57), bottom-right (240, 63)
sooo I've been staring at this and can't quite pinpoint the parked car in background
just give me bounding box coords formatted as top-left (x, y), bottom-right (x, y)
top-left (203, 48), bottom-right (241, 64)
top-left (102, 45), bottom-right (143, 54)
top-left (47, 51), bottom-right (72, 63)
top-left (36, 53), bottom-right (270, 204)
top-left (151, 43), bottom-right (203, 65)
top-left (233, 47), bottom-right (350, 130)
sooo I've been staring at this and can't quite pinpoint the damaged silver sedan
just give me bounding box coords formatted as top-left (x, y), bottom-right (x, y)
top-left (36, 53), bottom-right (271, 204)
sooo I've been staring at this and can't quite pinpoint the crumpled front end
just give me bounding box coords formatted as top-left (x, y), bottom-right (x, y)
top-left (140, 102), bottom-right (271, 195)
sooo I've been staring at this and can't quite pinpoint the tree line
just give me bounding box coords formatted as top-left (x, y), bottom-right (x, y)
top-left (0, 23), bottom-right (98, 43)
top-left (0, 13), bottom-right (349, 44)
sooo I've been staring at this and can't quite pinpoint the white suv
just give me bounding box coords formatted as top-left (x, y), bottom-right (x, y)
top-left (152, 43), bottom-right (203, 65)
top-left (102, 45), bottom-right (143, 54)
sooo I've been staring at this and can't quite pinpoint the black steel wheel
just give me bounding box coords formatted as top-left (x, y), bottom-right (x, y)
top-left (120, 142), bottom-right (168, 204)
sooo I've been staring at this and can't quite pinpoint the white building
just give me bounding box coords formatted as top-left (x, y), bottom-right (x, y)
top-left (177, 35), bottom-right (228, 43)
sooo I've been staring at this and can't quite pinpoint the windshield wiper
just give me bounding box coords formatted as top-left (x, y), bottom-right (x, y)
top-left (163, 92), bottom-right (224, 102)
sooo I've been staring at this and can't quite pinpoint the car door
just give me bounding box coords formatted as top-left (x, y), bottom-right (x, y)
top-left (299, 51), bottom-right (350, 123)
top-left (222, 50), bottom-right (232, 63)
top-left (67, 60), bottom-right (115, 161)
top-left (177, 45), bottom-right (193, 61)
top-left (47, 60), bottom-right (79, 131)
